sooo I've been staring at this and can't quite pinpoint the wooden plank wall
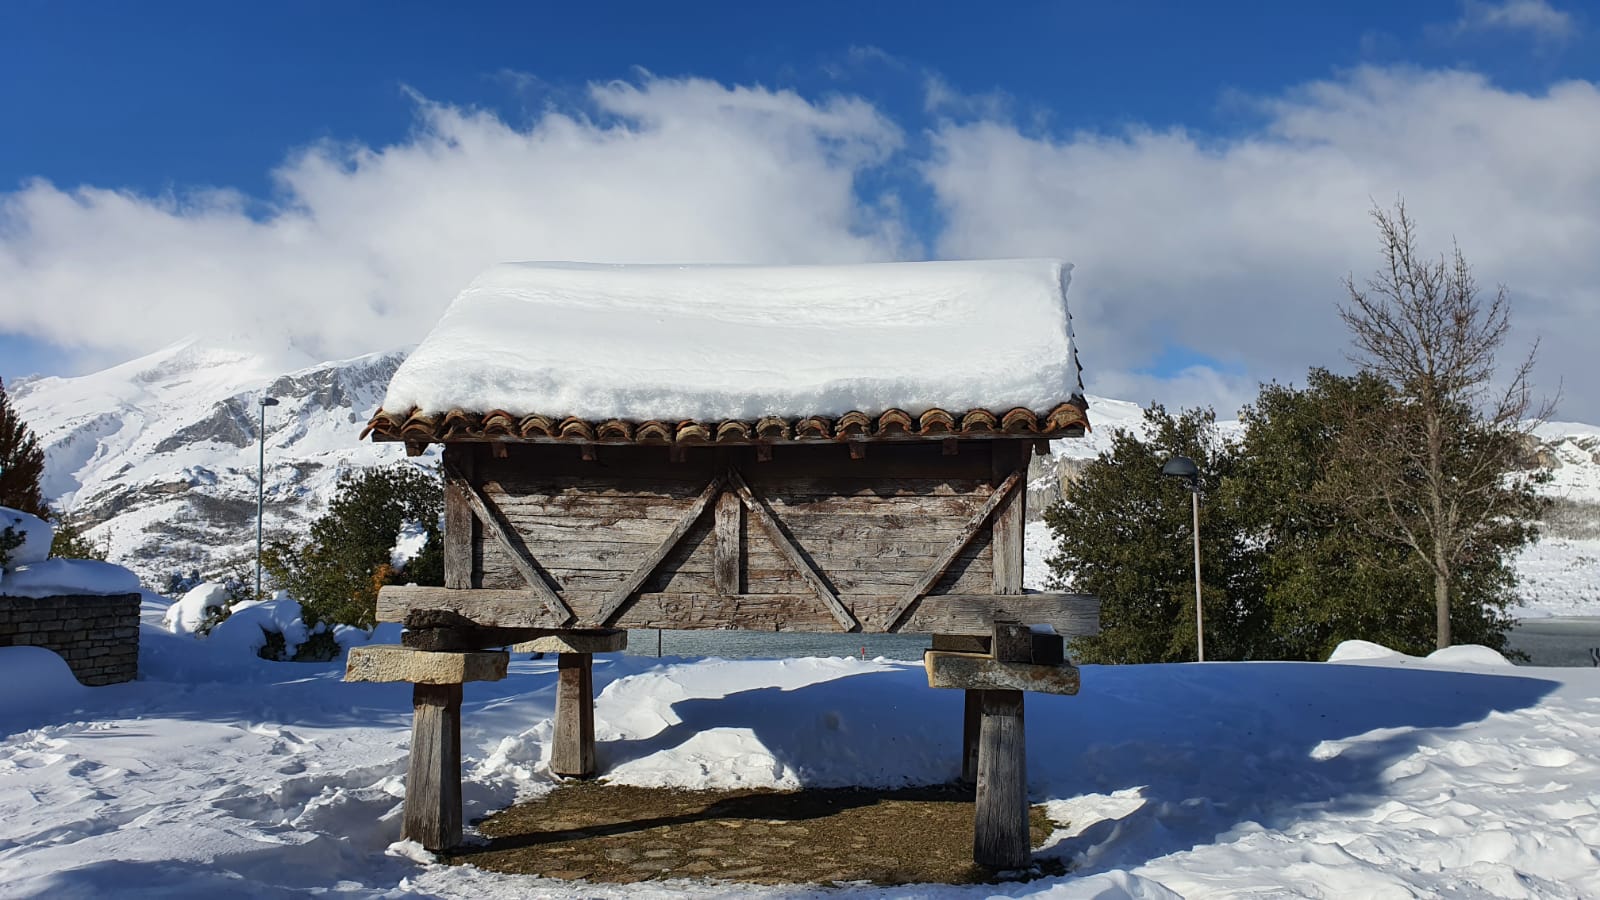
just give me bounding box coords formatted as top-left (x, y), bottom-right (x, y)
top-left (466, 441), bottom-right (1015, 630)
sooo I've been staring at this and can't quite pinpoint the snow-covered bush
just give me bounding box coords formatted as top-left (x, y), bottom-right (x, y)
top-left (163, 582), bottom-right (234, 635)
top-left (0, 506), bottom-right (53, 571)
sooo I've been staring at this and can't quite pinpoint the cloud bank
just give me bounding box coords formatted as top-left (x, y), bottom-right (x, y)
top-left (3, 67), bottom-right (1599, 419)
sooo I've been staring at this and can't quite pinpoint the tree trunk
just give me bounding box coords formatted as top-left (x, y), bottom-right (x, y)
top-left (1434, 559), bottom-right (1452, 650)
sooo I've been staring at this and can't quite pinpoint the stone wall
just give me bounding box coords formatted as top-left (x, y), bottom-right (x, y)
top-left (0, 593), bottom-right (140, 685)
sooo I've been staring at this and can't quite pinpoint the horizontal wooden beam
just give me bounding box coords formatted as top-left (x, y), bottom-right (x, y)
top-left (373, 429), bottom-right (1087, 447)
top-left (376, 585), bottom-right (1099, 637)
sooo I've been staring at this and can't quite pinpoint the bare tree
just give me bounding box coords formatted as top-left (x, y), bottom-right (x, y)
top-left (1337, 201), bottom-right (1548, 649)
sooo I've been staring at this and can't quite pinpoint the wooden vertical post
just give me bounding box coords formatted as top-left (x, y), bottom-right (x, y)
top-left (961, 690), bottom-right (982, 784)
top-left (963, 440), bottom-right (1028, 791)
top-left (551, 652), bottom-right (596, 778)
top-left (933, 633), bottom-right (989, 784)
top-left (404, 682), bottom-right (463, 851)
top-left (442, 445), bottom-right (475, 590)
top-left (974, 621), bottom-right (1031, 870)
top-left (991, 440), bottom-right (1026, 596)
top-left (714, 489), bottom-right (743, 595)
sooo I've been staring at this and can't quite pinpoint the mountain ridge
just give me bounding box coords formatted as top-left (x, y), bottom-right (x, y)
top-left (12, 344), bottom-right (1600, 615)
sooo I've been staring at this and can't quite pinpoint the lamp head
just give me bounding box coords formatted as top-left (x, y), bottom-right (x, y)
top-left (1161, 455), bottom-right (1199, 486)
top-left (260, 397), bottom-right (280, 407)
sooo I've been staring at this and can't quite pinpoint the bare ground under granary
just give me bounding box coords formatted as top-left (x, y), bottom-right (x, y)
top-left (450, 783), bottom-right (1067, 886)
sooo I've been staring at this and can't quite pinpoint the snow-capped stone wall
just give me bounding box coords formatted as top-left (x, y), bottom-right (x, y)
top-left (0, 594), bottom-right (140, 685)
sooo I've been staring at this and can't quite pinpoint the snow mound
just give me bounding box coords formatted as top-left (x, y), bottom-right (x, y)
top-left (1426, 644), bottom-right (1514, 667)
top-left (382, 259), bottom-right (1083, 421)
top-left (1329, 640), bottom-right (1514, 668)
top-left (0, 506), bottom-right (53, 566)
top-left (208, 596), bottom-right (312, 657)
top-left (1327, 640), bottom-right (1404, 662)
top-left (163, 581), bottom-right (233, 634)
top-left (0, 558), bottom-right (142, 598)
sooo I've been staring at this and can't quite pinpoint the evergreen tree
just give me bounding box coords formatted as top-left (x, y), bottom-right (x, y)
top-left (1044, 405), bottom-right (1269, 663)
top-left (1240, 370), bottom-right (1461, 658)
top-left (1045, 369), bottom-right (1530, 664)
top-left (262, 463), bottom-right (444, 628)
top-left (0, 379), bottom-right (47, 517)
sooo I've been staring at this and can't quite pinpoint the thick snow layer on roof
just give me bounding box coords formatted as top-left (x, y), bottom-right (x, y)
top-left (381, 259), bottom-right (1082, 421)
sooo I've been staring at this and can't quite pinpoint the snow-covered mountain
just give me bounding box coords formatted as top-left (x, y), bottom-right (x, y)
top-left (10, 340), bottom-right (420, 587)
top-left (12, 343), bottom-right (1600, 614)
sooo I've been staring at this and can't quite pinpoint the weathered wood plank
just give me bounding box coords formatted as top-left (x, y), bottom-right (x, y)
top-left (490, 508), bottom-right (983, 540)
top-left (991, 442), bottom-right (1025, 596)
top-left (974, 687), bottom-right (1029, 870)
top-left (714, 490), bottom-right (742, 595)
top-left (591, 475), bottom-right (724, 626)
top-left (404, 683), bottom-right (463, 851)
top-left (378, 585), bottom-right (565, 628)
top-left (376, 586), bottom-right (1099, 636)
top-left (446, 461), bottom-right (573, 625)
top-left (883, 469), bottom-right (1023, 631)
top-left (443, 446), bottom-right (475, 590)
top-left (475, 440), bottom-right (999, 484)
top-left (728, 469), bottom-right (859, 632)
top-left (491, 476), bottom-right (995, 504)
top-left (551, 653), bottom-right (596, 778)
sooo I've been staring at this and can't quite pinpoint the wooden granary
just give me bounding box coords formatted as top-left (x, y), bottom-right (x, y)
top-left (346, 259), bottom-right (1099, 870)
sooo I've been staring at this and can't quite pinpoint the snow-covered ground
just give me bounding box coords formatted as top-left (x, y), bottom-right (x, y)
top-left (2, 601), bottom-right (1598, 898)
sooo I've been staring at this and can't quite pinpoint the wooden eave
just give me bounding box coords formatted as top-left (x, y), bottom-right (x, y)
top-left (362, 402), bottom-right (1090, 447)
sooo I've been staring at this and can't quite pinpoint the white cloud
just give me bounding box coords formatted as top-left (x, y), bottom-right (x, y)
top-left (924, 67), bottom-right (1600, 419)
top-left (4, 66), bottom-right (1600, 421)
top-left (0, 77), bottom-right (906, 368)
top-left (1453, 0), bottom-right (1577, 41)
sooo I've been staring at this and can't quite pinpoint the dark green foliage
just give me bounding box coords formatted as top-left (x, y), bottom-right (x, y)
top-left (262, 463), bottom-right (444, 628)
top-left (1046, 369), bottom-right (1536, 664)
top-left (1240, 370), bottom-right (1452, 658)
top-left (0, 379), bottom-right (47, 517)
top-left (49, 514), bottom-right (107, 561)
top-left (1045, 405), bottom-right (1268, 664)
top-left (0, 526), bottom-right (21, 571)
top-left (256, 629), bottom-right (341, 662)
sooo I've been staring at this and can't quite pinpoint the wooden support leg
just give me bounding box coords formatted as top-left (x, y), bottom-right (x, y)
top-left (974, 687), bottom-right (1029, 870)
top-left (404, 683), bottom-right (463, 851)
top-left (932, 633), bottom-right (989, 786)
top-left (552, 652), bottom-right (596, 778)
top-left (961, 689), bottom-right (982, 785)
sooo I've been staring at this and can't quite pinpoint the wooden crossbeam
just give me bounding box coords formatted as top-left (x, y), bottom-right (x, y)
top-left (727, 468), bottom-right (860, 632)
top-left (443, 462), bottom-right (573, 626)
top-left (592, 474), bottom-right (726, 626)
top-left (376, 585), bottom-right (1100, 636)
top-left (883, 469), bottom-right (1023, 632)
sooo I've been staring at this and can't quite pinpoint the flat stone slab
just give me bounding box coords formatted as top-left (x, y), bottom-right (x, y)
top-left (345, 645), bottom-right (509, 684)
top-left (924, 650), bottom-right (1080, 695)
top-left (512, 629), bottom-right (628, 655)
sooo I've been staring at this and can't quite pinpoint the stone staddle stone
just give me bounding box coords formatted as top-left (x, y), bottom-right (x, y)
top-left (512, 629), bottom-right (627, 655)
top-left (924, 650), bottom-right (1081, 695)
top-left (345, 645), bottom-right (509, 684)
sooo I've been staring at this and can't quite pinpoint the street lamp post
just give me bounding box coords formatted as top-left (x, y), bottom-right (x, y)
top-left (1161, 456), bottom-right (1204, 662)
top-left (257, 396), bottom-right (280, 600)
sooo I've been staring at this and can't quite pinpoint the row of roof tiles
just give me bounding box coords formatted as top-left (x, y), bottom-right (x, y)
top-left (364, 403), bottom-right (1089, 444)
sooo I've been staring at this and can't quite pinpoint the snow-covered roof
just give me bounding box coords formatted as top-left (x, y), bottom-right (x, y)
top-left (370, 259), bottom-right (1086, 443)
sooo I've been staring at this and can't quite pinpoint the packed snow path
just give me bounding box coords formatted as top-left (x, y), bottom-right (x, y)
top-left (1, 622), bottom-right (1598, 897)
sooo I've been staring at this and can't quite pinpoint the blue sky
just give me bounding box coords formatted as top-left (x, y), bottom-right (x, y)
top-left (2, 0), bottom-right (1597, 416)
